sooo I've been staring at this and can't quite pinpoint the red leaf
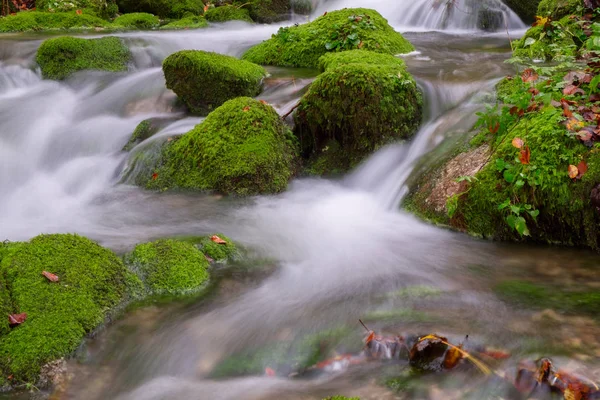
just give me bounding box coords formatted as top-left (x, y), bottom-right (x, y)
top-left (563, 84), bottom-right (585, 96)
top-left (519, 146), bottom-right (531, 165)
top-left (489, 121), bottom-right (500, 134)
top-left (561, 99), bottom-right (574, 118)
top-left (577, 160), bottom-right (588, 179)
top-left (42, 271), bottom-right (59, 282)
top-left (75, 9), bottom-right (82, 15)
top-left (210, 235), bottom-right (227, 245)
top-left (265, 367), bottom-right (276, 377)
top-left (521, 68), bottom-right (538, 83)
top-left (528, 87), bottom-right (540, 95)
top-left (8, 313), bottom-right (27, 326)
top-left (152, 173), bottom-right (158, 180)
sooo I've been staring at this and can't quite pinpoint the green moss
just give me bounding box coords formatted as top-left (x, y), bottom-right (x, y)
top-left (204, 5), bottom-right (252, 23)
top-left (317, 49), bottom-right (405, 72)
top-left (501, 0), bottom-right (541, 24)
top-left (537, 0), bottom-right (582, 18)
top-left (0, 11), bottom-right (108, 32)
top-left (160, 15), bottom-right (208, 30)
top-left (137, 97), bottom-right (298, 195)
top-left (512, 17), bottom-right (577, 61)
top-left (122, 118), bottom-right (168, 151)
top-left (162, 50), bottom-right (266, 116)
top-left (113, 12), bottom-right (160, 29)
top-left (242, 8), bottom-right (415, 68)
top-left (124, 239), bottom-right (209, 295)
top-left (294, 54), bottom-right (422, 173)
top-left (0, 234), bottom-right (139, 382)
top-left (238, 0), bottom-right (290, 23)
top-left (116, 0), bottom-right (204, 18)
top-left (197, 234), bottom-right (239, 262)
top-left (495, 280), bottom-right (600, 316)
top-left (323, 397), bottom-right (360, 400)
top-left (36, 36), bottom-right (130, 80)
top-left (35, 0), bottom-right (118, 18)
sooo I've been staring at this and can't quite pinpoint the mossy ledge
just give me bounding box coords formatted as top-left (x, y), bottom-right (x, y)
top-left (36, 36), bottom-right (131, 80)
top-left (126, 97), bottom-right (299, 195)
top-left (295, 50), bottom-right (422, 174)
top-left (242, 8), bottom-right (415, 68)
top-left (204, 4), bottom-right (253, 23)
top-left (162, 50), bottom-right (266, 116)
top-left (0, 11), bottom-right (108, 33)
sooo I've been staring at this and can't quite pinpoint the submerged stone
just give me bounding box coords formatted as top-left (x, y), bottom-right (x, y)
top-left (162, 50), bottom-right (266, 116)
top-left (36, 36), bottom-right (131, 80)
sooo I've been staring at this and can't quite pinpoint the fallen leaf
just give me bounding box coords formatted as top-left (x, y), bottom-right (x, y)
top-left (210, 235), bottom-right (227, 245)
top-left (512, 137), bottom-right (524, 149)
top-left (75, 9), bottom-right (82, 14)
top-left (521, 68), bottom-right (538, 83)
top-left (533, 15), bottom-right (549, 27)
top-left (563, 84), bottom-right (585, 95)
top-left (7, 375), bottom-right (12, 380)
top-left (577, 160), bottom-right (588, 179)
top-left (8, 313), bottom-right (27, 326)
top-left (259, 100), bottom-right (268, 105)
top-left (243, 106), bottom-right (251, 112)
top-left (42, 271), bottom-right (59, 282)
top-left (519, 146), bottom-right (531, 165)
top-left (561, 99), bottom-right (574, 118)
top-left (204, 254), bottom-right (214, 263)
top-left (569, 164), bottom-right (579, 179)
top-left (265, 367), bottom-right (276, 377)
top-left (528, 87), bottom-right (540, 95)
top-left (566, 118), bottom-right (585, 131)
top-left (442, 344), bottom-right (464, 370)
top-left (489, 121), bottom-right (500, 134)
top-left (152, 173), bottom-right (158, 180)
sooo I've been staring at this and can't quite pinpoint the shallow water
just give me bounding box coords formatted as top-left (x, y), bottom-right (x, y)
top-left (0, 5), bottom-right (599, 400)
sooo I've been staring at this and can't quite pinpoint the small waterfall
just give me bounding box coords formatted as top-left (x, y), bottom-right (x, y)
top-left (312, 0), bottom-right (526, 31)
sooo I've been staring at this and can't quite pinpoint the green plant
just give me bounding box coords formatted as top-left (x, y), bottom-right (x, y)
top-left (325, 14), bottom-right (376, 51)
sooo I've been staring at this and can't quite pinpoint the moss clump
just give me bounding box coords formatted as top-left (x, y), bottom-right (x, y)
top-left (162, 50), bottom-right (266, 116)
top-left (116, 0), bottom-right (204, 18)
top-left (197, 234), bottom-right (238, 262)
top-left (0, 234), bottom-right (140, 382)
top-left (242, 8), bottom-right (414, 68)
top-left (501, 0), bottom-right (541, 24)
top-left (137, 97), bottom-right (298, 195)
top-left (113, 12), bottom-right (160, 29)
top-left (0, 11), bottom-right (108, 32)
top-left (160, 15), bottom-right (208, 30)
top-left (537, 0), bottom-right (582, 18)
top-left (36, 36), bottom-right (130, 80)
top-left (122, 118), bottom-right (171, 151)
top-left (240, 0), bottom-right (290, 23)
top-left (35, 0), bottom-right (118, 18)
top-left (125, 240), bottom-right (209, 295)
top-left (317, 49), bottom-right (405, 72)
top-left (204, 5), bottom-right (252, 23)
top-left (295, 51), bottom-right (422, 173)
top-left (512, 16), bottom-right (578, 61)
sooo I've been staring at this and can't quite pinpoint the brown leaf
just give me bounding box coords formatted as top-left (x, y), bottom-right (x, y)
top-left (75, 9), bottom-right (82, 14)
top-left (577, 126), bottom-right (594, 142)
top-left (569, 164), bottom-right (579, 179)
top-left (563, 84), bottom-right (586, 96)
top-left (551, 100), bottom-right (562, 108)
top-left (512, 137), bottom-right (524, 149)
top-left (577, 160), bottom-right (588, 179)
top-left (243, 106), bottom-right (251, 112)
top-left (562, 99), bottom-right (574, 118)
top-left (563, 71), bottom-right (587, 83)
top-left (42, 271), bottom-right (59, 282)
top-left (210, 235), bottom-right (227, 245)
top-left (8, 313), bottom-right (27, 326)
top-left (204, 254), bottom-right (214, 263)
top-left (519, 146), bottom-right (531, 165)
top-left (442, 345), bottom-right (464, 370)
top-left (528, 87), bottom-right (540, 95)
top-left (259, 100), bottom-right (268, 105)
top-left (489, 121), bottom-right (500, 134)
top-left (521, 68), bottom-right (538, 83)
top-left (152, 172), bottom-right (158, 180)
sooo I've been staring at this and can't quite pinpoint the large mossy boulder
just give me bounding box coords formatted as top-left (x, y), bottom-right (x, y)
top-left (242, 0), bottom-right (291, 23)
top-left (116, 0), bottom-right (204, 18)
top-left (204, 5), bottom-right (253, 23)
top-left (112, 12), bottom-right (160, 29)
top-left (124, 240), bottom-right (209, 295)
top-left (0, 11), bottom-right (108, 33)
top-left (512, 16), bottom-right (577, 61)
top-left (162, 50), bottom-right (266, 116)
top-left (537, 0), bottom-right (582, 18)
top-left (0, 234), bottom-right (141, 382)
top-left (36, 36), bottom-right (131, 80)
top-left (242, 8), bottom-right (415, 68)
top-left (501, 0), bottom-right (541, 24)
top-left (127, 97), bottom-right (298, 195)
top-left (295, 50), bottom-right (422, 174)
top-left (160, 15), bottom-right (208, 30)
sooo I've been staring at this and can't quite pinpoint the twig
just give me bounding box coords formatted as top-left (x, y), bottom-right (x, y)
top-left (504, 12), bottom-right (514, 52)
top-left (358, 319), bottom-right (370, 332)
top-left (281, 102), bottom-right (300, 120)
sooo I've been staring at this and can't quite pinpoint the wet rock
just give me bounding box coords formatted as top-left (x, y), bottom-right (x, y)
top-left (477, 8), bottom-right (504, 31)
top-left (591, 183), bottom-right (600, 212)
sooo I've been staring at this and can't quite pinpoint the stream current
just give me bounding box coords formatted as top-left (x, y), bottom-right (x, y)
top-left (0, 2), bottom-right (599, 399)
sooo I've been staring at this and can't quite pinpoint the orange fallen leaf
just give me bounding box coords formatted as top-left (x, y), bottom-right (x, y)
top-left (566, 118), bottom-right (585, 131)
top-left (152, 173), bottom-right (158, 180)
top-left (259, 100), bottom-right (268, 105)
top-left (265, 367), bottom-right (276, 377)
top-left (569, 164), bottom-right (579, 179)
top-left (7, 375), bottom-right (12, 380)
top-left (75, 9), bottom-right (82, 15)
top-left (562, 99), bottom-right (574, 118)
top-left (512, 137), bottom-right (524, 149)
top-left (577, 160), bottom-right (588, 179)
top-left (443, 344), bottom-right (464, 370)
top-left (519, 146), bottom-right (531, 165)
top-left (8, 313), bottom-right (27, 326)
top-left (243, 106), bottom-right (251, 112)
top-left (42, 271), bottom-right (59, 282)
top-left (521, 68), bottom-right (538, 83)
top-left (210, 235), bottom-right (227, 245)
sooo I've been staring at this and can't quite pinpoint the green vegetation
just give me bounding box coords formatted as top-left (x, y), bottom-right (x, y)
top-left (35, 0), bottom-right (118, 18)
top-left (0, 234), bottom-right (141, 382)
top-left (132, 97), bottom-right (298, 195)
top-left (204, 5), bottom-right (252, 23)
top-left (160, 15), bottom-right (208, 30)
top-left (197, 234), bottom-right (239, 262)
top-left (242, 0), bottom-right (291, 23)
top-left (123, 119), bottom-right (162, 152)
top-left (124, 239), bottom-right (209, 295)
top-left (295, 51), bottom-right (422, 174)
top-left (0, 11), bottom-right (108, 32)
top-left (162, 50), bottom-right (266, 115)
top-left (116, 0), bottom-right (204, 18)
top-left (512, 16), bottom-right (579, 61)
top-left (36, 36), bottom-right (130, 80)
top-left (537, 0), bottom-right (582, 19)
top-left (112, 12), bottom-right (160, 29)
top-left (242, 8), bottom-right (414, 68)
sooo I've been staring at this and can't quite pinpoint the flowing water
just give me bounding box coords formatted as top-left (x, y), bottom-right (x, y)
top-left (0, 3), bottom-right (599, 400)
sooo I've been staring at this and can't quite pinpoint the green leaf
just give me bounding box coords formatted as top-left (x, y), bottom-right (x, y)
top-left (528, 209), bottom-right (540, 220)
top-left (503, 169), bottom-right (516, 183)
top-left (524, 37), bottom-right (536, 47)
top-left (506, 214), bottom-right (517, 229)
top-left (515, 179), bottom-right (525, 188)
top-left (498, 199), bottom-right (511, 210)
top-left (495, 158), bottom-right (507, 172)
top-left (515, 216), bottom-right (530, 236)
top-left (510, 205), bottom-right (522, 215)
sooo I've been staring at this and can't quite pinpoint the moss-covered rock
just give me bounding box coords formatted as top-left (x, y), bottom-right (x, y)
top-left (116, 0), bottom-right (204, 18)
top-left (240, 0), bottom-right (291, 23)
top-left (162, 50), bottom-right (266, 116)
top-left (35, 0), bottom-right (118, 19)
top-left (197, 234), bottom-right (239, 262)
top-left (0, 234), bottom-right (140, 382)
top-left (204, 4), bottom-right (252, 23)
top-left (501, 0), bottom-right (541, 24)
top-left (125, 239), bottom-right (209, 295)
top-left (159, 15), bottom-right (208, 30)
top-left (512, 16), bottom-right (578, 61)
top-left (0, 11), bottom-right (108, 33)
top-left (36, 36), bottom-right (130, 80)
top-left (122, 118), bottom-right (173, 151)
top-left (537, 0), bottom-right (582, 18)
top-left (242, 8), bottom-right (415, 68)
top-left (294, 50), bottom-right (422, 174)
top-left (130, 97), bottom-right (298, 195)
top-left (112, 12), bottom-right (160, 29)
